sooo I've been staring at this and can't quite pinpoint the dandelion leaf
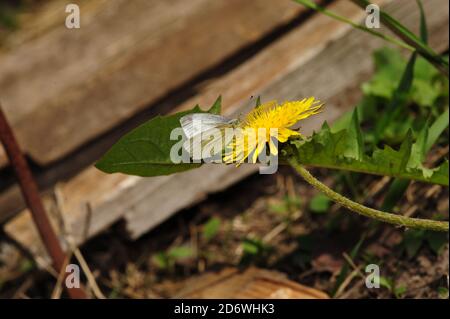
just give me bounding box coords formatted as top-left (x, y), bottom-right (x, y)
top-left (288, 119), bottom-right (448, 186)
top-left (95, 98), bottom-right (222, 176)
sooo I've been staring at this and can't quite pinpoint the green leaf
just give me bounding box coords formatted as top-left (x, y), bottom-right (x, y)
top-left (382, 109), bottom-right (448, 211)
top-left (411, 57), bottom-right (444, 107)
top-left (297, 234), bottom-right (314, 252)
top-left (363, 48), bottom-right (444, 110)
top-left (297, 0), bottom-right (447, 75)
top-left (242, 238), bottom-right (264, 255)
top-left (269, 202), bottom-right (288, 214)
top-left (287, 121), bottom-right (449, 186)
top-left (242, 242), bottom-right (259, 255)
top-left (293, 0), bottom-right (413, 52)
top-left (332, 236), bottom-right (365, 297)
top-left (202, 217), bottom-right (221, 241)
top-left (407, 120), bottom-right (429, 169)
top-left (152, 252), bottom-right (169, 269)
top-left (0, 3), bottom-right (20, 30)
top-left (208, 96), bottom-right (222, 115)
top-left (379, 276), bottom-right (393, 291)
top-left (426, 108), bottom-right (449, 152)
top-left (425, 231), bottom-right (448, 255)
top-left (362, 48), bottom-right (406, 99)
top-left (373, 51), bottom-right (417, 143)
top-left (381, 179), bottom-right (410, 211)
top-left (394, 285), bottom-right (407, 299)
top-left (285, 195), bottom-right (302, 209)
top-left (270, 195), bottom-right (301, 215)
top-left (351, 0), bottom-right (448, 76)
top-left (402, 229), bottom-right (425, 258)
top-left (19, 259), bottom-right (35, 273)
top-left (309, 194), bottom-right (331, 214)
top-left (96, 99), bottom-right (222, 176)
top-left (339, 110), bottom-right (363, 160)
top-left (416, 0), bottom-right (428, 44)
top-left (398, 130), bottom-right (414, 172)
top-left (331, 96), bottom-right (377, 133)
top-left (402, 230), bottom-right (447, 258)
top-left (167, 245), bottom-right (194, 260)
top-left (438, 287), bottom-right (449, 299)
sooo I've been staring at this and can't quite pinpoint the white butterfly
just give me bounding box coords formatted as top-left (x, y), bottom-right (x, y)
top-left (180, 113), bottom-right (237, 161)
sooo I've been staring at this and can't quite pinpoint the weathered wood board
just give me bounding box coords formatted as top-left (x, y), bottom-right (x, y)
top-left (0, 0), bottom-right (309, 222)
top-left (0, 0), bottom-right (303, 168)
top-left (3, 0), bottom-right (449, 265)
top-left (174, 267), bottom-right (329, 299)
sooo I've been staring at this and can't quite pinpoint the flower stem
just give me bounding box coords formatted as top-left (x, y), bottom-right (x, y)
top-left (289, 159), bottom-right (449, 232)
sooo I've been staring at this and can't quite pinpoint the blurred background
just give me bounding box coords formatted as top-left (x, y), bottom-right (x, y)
top-left (0, 0), bottom-right (448, 298)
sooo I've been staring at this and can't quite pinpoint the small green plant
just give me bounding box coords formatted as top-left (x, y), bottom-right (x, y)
top-left (294, 0), bottom-right (448, 77)
top-left (292, 234), bottom-right (314, 269)
top-left (332, 237), bottom-right (365, 297)
top-left (19, 259), bottom-right (35, 273)
top-left (380, 276), bottom-right (407, 299)
top-left (240, 237), bottom-right (272, 265)
top-left (309, 194), bottom-right (331, 214)
top-left (0, 2), bottom-right (20, 30)
top-left (0, 0), bottom-right (34, 31)
top-left (269, 195), bottom-right (301, 224)
top-left (401, 229), bottom-right (448, 258)
top-left (201, 217), bottom-right (221, 242)
top-left (437, 287), bottom-right (449, 299)
top-left (151, 245), bottom-right (194, 271)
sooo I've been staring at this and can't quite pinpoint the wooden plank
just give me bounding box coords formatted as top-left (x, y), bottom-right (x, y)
top-left (0, 0), bottom-right (302, 168)
top-left (4, 0), bottom-right (449, 265)
top-left (174, 267), bottom-right (329, 299)
top-left (0, 0), bottom-right (310, 223)
top-left (0, 0), bottom-right (107, 51)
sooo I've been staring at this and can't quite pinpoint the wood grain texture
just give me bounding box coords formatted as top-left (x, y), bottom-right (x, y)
top-left (174, 267), bottom-right (329, 299)
top-left (0, 0), bottom-right (302, 167)
top-left (4, 0), bottom-right (449, 265)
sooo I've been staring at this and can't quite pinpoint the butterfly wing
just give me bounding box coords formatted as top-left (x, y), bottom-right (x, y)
top-left (180, 114), bottom-right (231, 139)
top-left (180, 113), bottom-right (235, 160)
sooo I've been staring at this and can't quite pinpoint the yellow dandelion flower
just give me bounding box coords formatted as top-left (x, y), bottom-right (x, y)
top-left (224, 97), bottom-right (323, 164)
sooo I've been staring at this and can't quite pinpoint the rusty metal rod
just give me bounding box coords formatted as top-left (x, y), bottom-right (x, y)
top-left (0, 106), bottom-right (87, 299)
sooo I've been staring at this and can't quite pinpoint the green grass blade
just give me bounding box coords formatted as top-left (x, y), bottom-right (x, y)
top-left (381, 179), bottom-right (410, 211)
top-left (351, 0), bottom-right (448, 77)
top-left (332, 236), bottom-right (365, 297)
top-left (293, 0), bottom-right (413, 51)
top-left (426, 108), bottom-right (449, 152)
top-left (416, 0), bottom-right (428, 44)
top-left (374, 52), bottom-right (417, 144)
